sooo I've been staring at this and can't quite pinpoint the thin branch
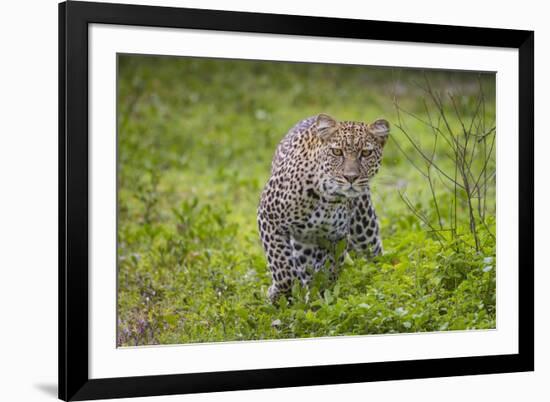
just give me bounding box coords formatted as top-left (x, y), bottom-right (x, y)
top-left (394, 123), bottom-right (466, 190)
top-left (398, 191), bottom-right (445, 244)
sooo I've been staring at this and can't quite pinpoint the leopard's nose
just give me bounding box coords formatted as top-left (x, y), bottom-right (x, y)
top-left (343, 173), bottom-right (359, 183)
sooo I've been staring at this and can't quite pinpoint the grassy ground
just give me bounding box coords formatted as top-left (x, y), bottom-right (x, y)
top-left (117, 55), bottom-right (496, 346)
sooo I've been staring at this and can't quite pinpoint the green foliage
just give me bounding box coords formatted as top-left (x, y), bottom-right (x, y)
top-left (117, 55), bottom-right (496, 346)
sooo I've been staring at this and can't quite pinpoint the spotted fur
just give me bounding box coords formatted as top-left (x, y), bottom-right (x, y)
top-left (258, 114), bottom-right (390, 303)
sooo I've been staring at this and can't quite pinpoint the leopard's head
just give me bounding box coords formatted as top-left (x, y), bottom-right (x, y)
top-left (314, 113), bottom-right (389, 199)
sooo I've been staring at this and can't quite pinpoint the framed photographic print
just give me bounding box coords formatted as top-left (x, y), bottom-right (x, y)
top-left (59, 1), bottom-right (534, 400)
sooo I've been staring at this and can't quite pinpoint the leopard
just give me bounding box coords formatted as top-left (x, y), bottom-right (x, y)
top-left (257, 113), bottom-right (390, 303)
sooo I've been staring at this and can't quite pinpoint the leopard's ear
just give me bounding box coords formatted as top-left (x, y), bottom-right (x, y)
top-left (368, 119), bottom-right (390, 146)
top-left (316, 113), bottom-right (338, 141)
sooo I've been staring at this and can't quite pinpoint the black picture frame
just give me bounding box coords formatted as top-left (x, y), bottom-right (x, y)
top-left (59, 1), bottom-right (534, 400)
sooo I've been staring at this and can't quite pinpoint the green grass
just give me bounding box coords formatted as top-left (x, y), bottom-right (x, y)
top-left (116, 55), bottom-right (496, 346)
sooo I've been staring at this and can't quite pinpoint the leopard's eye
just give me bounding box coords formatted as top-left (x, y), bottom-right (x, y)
top-left (331, 148), bottom-right (343, 156)
top-left (361, 149), bottom-right (372, 158)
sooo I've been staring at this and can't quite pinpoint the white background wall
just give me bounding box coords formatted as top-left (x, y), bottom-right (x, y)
top-left (0, 0), bottom-right (545, 401)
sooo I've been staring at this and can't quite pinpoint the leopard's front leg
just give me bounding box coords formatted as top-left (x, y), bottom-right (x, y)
top-left (289, 239), bottom-right (332, 286)
top-left (263, 233), bottom-right (295, 303)
top-left (257, 212), bottom-right (296, 303)
top-left (348, 194), bottom-right (383, 257)
top-left (261, 233), bottom-right (332, 302)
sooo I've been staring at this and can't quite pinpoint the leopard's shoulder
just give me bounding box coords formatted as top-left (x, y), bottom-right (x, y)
top-left (270, 116), bottom-right (318, 173)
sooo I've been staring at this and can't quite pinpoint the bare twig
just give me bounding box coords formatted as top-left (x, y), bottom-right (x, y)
top-left (392, 73), bottom-right (496, 252)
